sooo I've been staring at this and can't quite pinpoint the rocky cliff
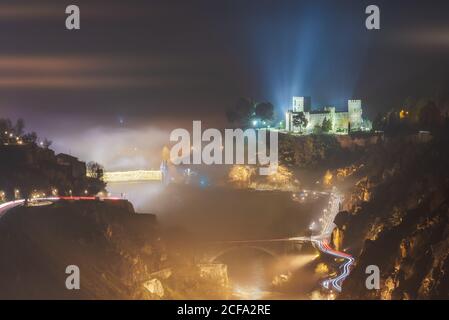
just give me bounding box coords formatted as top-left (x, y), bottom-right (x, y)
top-left (0, 199), bottom-right (164, 299)
top-left (334, 133), bottom-right (449, 299)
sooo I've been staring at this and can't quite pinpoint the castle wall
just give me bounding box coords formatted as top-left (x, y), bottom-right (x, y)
top-left (307, 113), bottom-right (331, 130)
top-left (334, 112), bottom-right (349, 133)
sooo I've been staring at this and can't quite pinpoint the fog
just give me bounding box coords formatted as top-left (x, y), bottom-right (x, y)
top-left (106, 164), bottom-right (330, 298)
top-left (108, 182), bottom-right (329, 241)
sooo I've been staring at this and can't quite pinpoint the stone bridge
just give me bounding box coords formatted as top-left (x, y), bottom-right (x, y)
top-left (102, 170), bottom-right (162, 183)
top-left (198, 237), bottom-right (311, 263)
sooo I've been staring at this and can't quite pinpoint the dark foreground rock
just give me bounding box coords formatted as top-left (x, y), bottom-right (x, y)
top-left (0, 199), bottom-right (163, 299)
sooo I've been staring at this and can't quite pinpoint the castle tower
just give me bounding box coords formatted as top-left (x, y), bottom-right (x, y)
top-left (292, 96), bottom-right (304, 112)
top-left (348, 99), bottom-right (362, 131)
top-left (292, 96), bottom-right (311, 113)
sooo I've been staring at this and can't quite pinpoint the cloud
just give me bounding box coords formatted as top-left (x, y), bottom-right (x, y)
top-left (0, 3), bottom-right (60, 20)
top-left (0, 55), bottom-right (202, 89)
top-left (0, 2), bottom-right (162, 21)
top-left (50, 125), bottom-right (171, 170)
top-left (390, 27), bottom-right (449, 49)
top-left (0, 56), bottom-right (123, 72)
top-left (0, 75), bottom-right (175, 89)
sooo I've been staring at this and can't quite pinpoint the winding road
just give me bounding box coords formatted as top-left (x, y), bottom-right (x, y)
top-left (0, 199), bottom-right (26, 218)
top-left (0, 196), bottom-right (123, 219)
top-left (308, 190), bottom-right (354, 292)
top-left (212, 189), bottom-right (354, 293)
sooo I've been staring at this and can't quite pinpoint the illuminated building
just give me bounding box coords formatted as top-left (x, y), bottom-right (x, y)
top-left (285, 96), bottom-right (371, 134)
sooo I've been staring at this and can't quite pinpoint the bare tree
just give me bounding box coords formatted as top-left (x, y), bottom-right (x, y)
top-left (87, 161), bottom-right (104, 180)
top-left (42, 138), bottom-right (52, 149)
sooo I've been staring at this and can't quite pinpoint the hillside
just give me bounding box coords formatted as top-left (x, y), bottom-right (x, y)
top-left (0, 200), bottom-right (162, 299)
top-left (332, 131), bottom-right (449, 299)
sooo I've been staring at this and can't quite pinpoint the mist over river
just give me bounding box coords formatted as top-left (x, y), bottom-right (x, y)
top-left (107, 181), bottom-right (329, 298)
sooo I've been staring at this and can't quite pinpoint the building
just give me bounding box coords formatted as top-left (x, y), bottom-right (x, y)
top-left (285, 96), bottom-right (371, 134)
top-left (56, 153), bottom-right (86, 179)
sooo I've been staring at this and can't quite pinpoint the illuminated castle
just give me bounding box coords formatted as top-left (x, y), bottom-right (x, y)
top-left (285, 96), bottom-right (371, 134)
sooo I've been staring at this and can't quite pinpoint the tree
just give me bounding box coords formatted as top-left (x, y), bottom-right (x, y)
top-left (42, 138), bottom-right (52, 149)
top-left (292, 112), bottom-right (308, 132)
top-left (386, 111), bottom-right (400, 133)
top-left (419, 101), bottom-right (442, 131)
top-left (22, 132), bottom-right (37, 144)
top-left (226, 97), bottom-right (255, 127)
top-left (266, 165), bottom-right (294, 187)
top-left (322, 117), bottom-right (332, 133)
top-left (255, 102), bottom-right (274, 123)
top-left (0, 118), bottom-right (13, 135)
top-left (87, 161), bottom-right (104, 180)
top-left (228, 165), bottom-right (255, 188)
top-left (372, 113), bottom-right (386, 131)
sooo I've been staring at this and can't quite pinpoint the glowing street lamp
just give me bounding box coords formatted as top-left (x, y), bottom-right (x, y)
top-left (252, 120), bottom-right (258, 127)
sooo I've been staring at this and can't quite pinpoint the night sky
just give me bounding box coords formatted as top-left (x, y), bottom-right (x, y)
top-left (1, 0), bottom-right (449, 168)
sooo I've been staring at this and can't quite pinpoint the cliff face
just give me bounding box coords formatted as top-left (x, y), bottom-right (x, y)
top-left (0, 200), bottom-right (163, 299)
top-left (279, 133), bottom-right (380, 169)
top-left (335, 134), bottom-right (449, 299)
